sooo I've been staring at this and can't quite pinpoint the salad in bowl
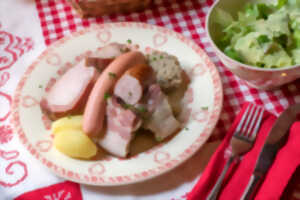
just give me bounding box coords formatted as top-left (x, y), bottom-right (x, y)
top-left (207, 0), bottom-right (300, 89)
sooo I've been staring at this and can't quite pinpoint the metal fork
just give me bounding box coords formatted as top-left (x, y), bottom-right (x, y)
top-left (207, 104), bottom-right (265, 200)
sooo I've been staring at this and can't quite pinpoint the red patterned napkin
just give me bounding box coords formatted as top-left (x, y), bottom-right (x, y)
top-left (187, 102), bottom-right (277, 200)
top-left (14, 181), bottom-right (82, 200)
top-left (255, 121), bottom-right (300, 200)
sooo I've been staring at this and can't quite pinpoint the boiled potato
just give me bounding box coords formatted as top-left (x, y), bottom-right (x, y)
top-left (54, 129), bottom-right (97, 159)
top-left (51, 115), bottom-right (98, 159)
top-left (51, 115), bottom-right (83, 135)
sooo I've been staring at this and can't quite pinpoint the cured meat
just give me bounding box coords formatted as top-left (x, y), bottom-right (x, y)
top-left (98, 97), bottom-right (141, 157)
top-left (85, 43), bottom-right (129, 71)
top-left (85, 57), bottom-right (112, 72)
top-left (143, 84), bottom-right (181, 141)
top-left (40, 60), bottom-right (99, 120)
top-left (114, 63), bottom-right (154, 105)
top-left (82, 51), bottom-right (146, 136)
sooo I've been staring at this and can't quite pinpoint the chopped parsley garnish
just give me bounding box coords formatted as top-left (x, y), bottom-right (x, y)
top-left (201, 106), bottom-right (209, 110)
top-left (104, 93), bottom-right (111, 100)
top-left (160, 55), bottom-right (164, 59)
top-left (108, 72), bottom-right (116, 78)
top-left (153, 57), bottom-right (157, 61)
top-left (123, 104), bottom-right (132, 109)
top-left (156, 136), bottom-right (163, 142)
top-left (127, 39), bottom-right (132, 44)
top-left (184, 127), bottom-right (189, 131)
top-left (38, 84), bottom-right (43, 88)
top-left (137, 106), bottom-right (147, 113)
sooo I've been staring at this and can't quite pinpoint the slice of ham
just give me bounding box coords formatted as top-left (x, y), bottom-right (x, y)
top-left (40, 60), bottom-right (99, 120)
top-left (85, 43), bottom-right (129, 71)
top-left (143, 84), bottom-right (181, 141)
top-left (114, 63), bottom-right (155, 105)
top-left (98, 97), bottom-right (141, 157)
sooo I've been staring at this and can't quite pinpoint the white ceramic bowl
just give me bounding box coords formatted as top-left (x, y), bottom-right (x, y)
top-left (206, 0), bottom-right (300, 90)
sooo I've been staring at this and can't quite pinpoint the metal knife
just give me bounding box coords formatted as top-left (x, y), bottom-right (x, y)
top-left (241, 103), bottom-right (300, 200)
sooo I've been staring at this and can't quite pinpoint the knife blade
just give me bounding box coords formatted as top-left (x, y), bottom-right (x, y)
top-left (241, 103), bottom-right (300, 200)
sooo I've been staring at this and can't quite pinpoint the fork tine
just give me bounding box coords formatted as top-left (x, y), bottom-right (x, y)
top-left (250, 107), bottom-right (264, 141)
top-left (235, 104), bottom-right (252, 135)
top-left (245, 106), bottom-right (261, 138)
top-left (240, 104), bottom-right (256, 136)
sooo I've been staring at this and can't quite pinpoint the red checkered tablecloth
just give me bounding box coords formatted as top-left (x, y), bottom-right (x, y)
top-left (1, 0), bottom-right (300, 199)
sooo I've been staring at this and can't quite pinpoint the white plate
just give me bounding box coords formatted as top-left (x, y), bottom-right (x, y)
top-left (12, 22), bottom-right (223, 186)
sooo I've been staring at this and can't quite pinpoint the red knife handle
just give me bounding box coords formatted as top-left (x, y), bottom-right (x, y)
top-left (254, 122), bottom-right (300, 200)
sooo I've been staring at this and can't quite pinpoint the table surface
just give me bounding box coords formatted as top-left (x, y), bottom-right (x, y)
top-left (1, 0), bottom-right (300, 199)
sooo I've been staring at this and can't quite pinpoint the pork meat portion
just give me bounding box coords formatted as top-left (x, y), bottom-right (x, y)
top-left (86, 43), bottom-right (129, 71)
top-left (40, 60), bottom-right (99, 120)
top-left (98, 97), bottom-right (141, 157)
top-left (143, 84), bottom-right (181, 141)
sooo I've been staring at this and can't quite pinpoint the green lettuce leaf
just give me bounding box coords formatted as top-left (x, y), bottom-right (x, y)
top-left (277, 0), bottom-right (288, 9)
top-left (292, 48), bottom-right (300, 64)
top-left (293, 30), bottom-right (300, 48)
top-left (213, 8), bottom-right (234, 27)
